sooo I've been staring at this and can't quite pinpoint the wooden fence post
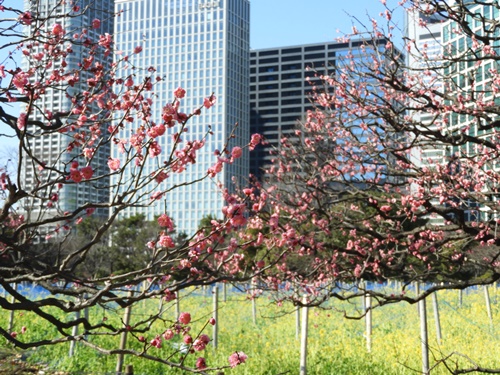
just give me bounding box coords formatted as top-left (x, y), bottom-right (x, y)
top-left (458, 289), bottom-right (463, 308)
top-left (212, 285), bottom-right (219, 349)
top-left (116, 291), bottom-right (133, 375)
top-left (124, 364), bottom-right (134, 375)
top-left (299, 295), bottom-right (309, 375)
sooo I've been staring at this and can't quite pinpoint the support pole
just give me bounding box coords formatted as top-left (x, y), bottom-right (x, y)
top-left (8, 283), bottom-right (17, 333)
top-left (83, 294), bottom-right (89, 340)
top-left (251, 278), bottom-right (257, 325)
top-left (419, 296), bottom-right (429, 375)
top-left (299, 295), bottom-right (309, 375)
top-left (295, 305), bottom-right (300, 340)
top-left (158, 293), bottom-right (164, 314)
top-left (360, 282), bottom-right (366, 312)
top-left (415, 282), bottom-right (421, 317)
top-left (432, 292), bottom-right (442, 345)
top-left (69, 309), bottom-right (80, 357)
top-left (365, 294), bottom-right (372, 352)
top-left (116, 291), bottom-right (133, 375)
top-left (484, 285), bottom-right (493, 330)
top-left (212, 285), bottom-right (219, 349)
top-left (175, 291), bottom-right (180, 320)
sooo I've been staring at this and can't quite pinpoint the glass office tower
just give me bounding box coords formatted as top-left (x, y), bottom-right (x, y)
top-left (250, 39), bottom-right (390, 183)
top-left (405, 10), bottom-right (444, 169)
top-left (21, 0), bottom-right (114, 223)
top-left (114, 0), bottom-right (250, 234)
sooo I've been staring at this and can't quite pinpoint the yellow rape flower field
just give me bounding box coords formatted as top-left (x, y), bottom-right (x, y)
top-left (1, 286), bottom-right (499, 374)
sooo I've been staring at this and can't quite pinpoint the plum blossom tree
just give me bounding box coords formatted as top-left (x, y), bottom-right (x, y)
top-left (238, 0), bottom-right (500, 313)
top-left (227, 4), bottom-right (500, 372)
top-left (0, 1), bottom-right (255, 372)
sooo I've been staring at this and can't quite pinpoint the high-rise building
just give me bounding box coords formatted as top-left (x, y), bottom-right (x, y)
top-left (113, 0), bottom-right (250, 234)
top-left (405, 10), bottom-right (445, 168)
top-left (21, 1), bottom-right (114, 225)
top-left (405, 3), bottom-right (500, 223)
top-left (249, 39), bottom-right (390, 182)
top-left (441, 4), bottom-right (500, 154)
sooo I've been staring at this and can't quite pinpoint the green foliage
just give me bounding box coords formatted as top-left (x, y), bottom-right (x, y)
top-left (108, 214), bottom-right (160, 275)
top-left (66, 215), bottom-right (161, 278)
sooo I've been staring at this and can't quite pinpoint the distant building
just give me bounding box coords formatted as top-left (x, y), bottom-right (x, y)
top-left (405, 9), bottom-right (445, 168)
top-left (405, 4), bottom-right (500, 223)
top-left (249, 39), bottom-right (392, 183)
top-left (113, 0), bottom-right (250, 234)
top-left (21, 0), bottom-right (114, 226)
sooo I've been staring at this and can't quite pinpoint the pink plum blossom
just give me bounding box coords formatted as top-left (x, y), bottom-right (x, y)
top-left (174, 87), bottom-right (186, 99)
top-left (158, 234), bottom-right (175, 248)
top-left (178, 312), bottom-right (191, 325)
top-left (231, 146), bottom-right (243, 159)
top-left (52, 23), bottom-right (64, 36)
top-left (228, 352), bottom-right (248, 368)
top-left (203, 95), bottom-right (216, 109)
top-left (19, 12), bottom-right (32, 25)
top-left (193, 334), bottom-right (210, 351)
top-left (150, 335), bottom-right (162, 348)
top-left (17, 113), bottom-right (27, 130)
top-left (195, 357), bottom-right (207, 370)
top-left (157, 214), bottom-right (174, 231)
top-left (107, 158), bottom-right (120, 171)
top-left (249, 133), bottom-right (262, 150)
top-left (162, 329), bottom-right (174, 340)
top-left (70, 169), bottom-right (82, 183)
top-left (83, 148), bottom-right (95, 158)
top-left (80, 166), bottom-right (93, 180)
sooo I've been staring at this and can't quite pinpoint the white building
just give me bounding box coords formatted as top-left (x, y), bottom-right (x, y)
top-left (405, 3), bottom-right (500, 223)
top-left (113, 0), bottom-right (250, 234)
top-left (405, 9), bottom-right (445, 168)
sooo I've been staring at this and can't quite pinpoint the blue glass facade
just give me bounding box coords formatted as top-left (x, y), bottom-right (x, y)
top-left (250, 40), bottom-right (388, 183)
top-left (114, 0), bottom-right (250, 234)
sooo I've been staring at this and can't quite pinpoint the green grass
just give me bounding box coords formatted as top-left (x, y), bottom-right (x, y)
top-left (1, 287), bottom-right (499, 374)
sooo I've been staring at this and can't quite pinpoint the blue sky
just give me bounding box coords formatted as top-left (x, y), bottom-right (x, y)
top-left (250, 0), bottom-right (404, 49)
top-left (0, 0), bottom-right (404, 156)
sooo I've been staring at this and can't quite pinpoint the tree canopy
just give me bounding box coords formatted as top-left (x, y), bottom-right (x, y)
top-left (240, 0), bottom-right (500, 308)
top-left (2, 0), bottom-right (500, 373)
